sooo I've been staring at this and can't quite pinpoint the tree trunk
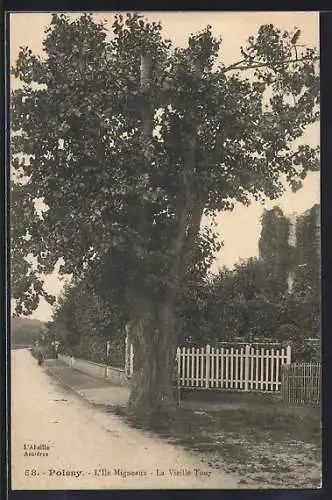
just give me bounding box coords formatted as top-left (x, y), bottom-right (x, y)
top-left (125, 53), bottom-right (178, 424)
top-left (126, 296), bottom-right (177, 424)
top-left (125, 53), bottom-right (204, 424)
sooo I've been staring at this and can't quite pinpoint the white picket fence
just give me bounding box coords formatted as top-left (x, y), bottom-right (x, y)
top-left (125, 342), bottom-right (292, 392)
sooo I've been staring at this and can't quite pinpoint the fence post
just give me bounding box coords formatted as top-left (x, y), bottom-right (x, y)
top-left (205, 344), bottom-right (211, 389)
top-left (105, 340), bottom-right (110, 378)
top-left (286, 345), bottom-right (292, 364)
top-left (176, 347), bottom-right (181, 384)
top-left (175, 347), bottom-right (181, 407)
top-left (281, 364), bottom-right (285, 402)
top-left (129, 343), bottom-right (134, 376)
top-left (124, 333), bottom-right (128, 376)
top-left (244, 344), bottom-right (250, 391)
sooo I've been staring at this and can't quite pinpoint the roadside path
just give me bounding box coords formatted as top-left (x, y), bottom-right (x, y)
top-left (44, 357), bottom-right (130, 407)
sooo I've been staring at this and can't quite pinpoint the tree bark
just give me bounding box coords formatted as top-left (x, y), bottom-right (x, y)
top-left (126, 297), bottom-right (177, 423)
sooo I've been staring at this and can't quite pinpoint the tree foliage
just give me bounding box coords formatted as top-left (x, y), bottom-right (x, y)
top-left (11, 183), bottom-right (56, 315)
top-left (12, 13), bottom-right (319, 310)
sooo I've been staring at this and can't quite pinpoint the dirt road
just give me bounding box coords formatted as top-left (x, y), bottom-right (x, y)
top-left (11, 349), bottom-right (241, 490)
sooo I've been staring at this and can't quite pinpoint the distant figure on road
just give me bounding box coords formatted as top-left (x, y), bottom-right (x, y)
top-left (37, 348), bottom-right (44, 366)
top-left (53, 341), bottom-right (60, 360)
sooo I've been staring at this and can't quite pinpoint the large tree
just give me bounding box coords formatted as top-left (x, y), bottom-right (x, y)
top-left (11, 13), bottom-right (319, 420)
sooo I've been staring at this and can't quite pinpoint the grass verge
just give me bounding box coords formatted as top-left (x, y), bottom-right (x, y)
top-left (106, 391), bottom-right (321, 489)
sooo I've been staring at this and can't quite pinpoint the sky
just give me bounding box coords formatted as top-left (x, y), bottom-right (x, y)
top-left (10, 11), bottom-right (320, 321)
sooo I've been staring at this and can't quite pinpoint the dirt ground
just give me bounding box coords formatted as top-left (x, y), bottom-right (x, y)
top-left (11, 349), bottom-right (242, 490)
top-left (110, 391), bottom-right (322, 489)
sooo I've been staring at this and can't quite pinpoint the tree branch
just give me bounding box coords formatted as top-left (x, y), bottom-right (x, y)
top-left (184, 199), bottom-right (205, 253)
top-left (140, 53), bottom-right (153, 145)
top-left (223, 55), bottom-right (319, 73)
top-left (167, 113), bottom-right (199, 300)
top-left (222, 59), bottom-right (246, 72)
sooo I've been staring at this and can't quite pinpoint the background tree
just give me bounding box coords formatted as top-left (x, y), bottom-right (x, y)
top-left (177, 204), bottom-right (320, 348)
top-left (48, 275), bottom-right (126, 365)
top-left (293, 204), bottom-right (320, 294)
top-left (11, 13), bottom-right (319, 421)
top-left (258, 207), bottom-right (293, 297)
top-left (199, 259), bottom-right (281, 343)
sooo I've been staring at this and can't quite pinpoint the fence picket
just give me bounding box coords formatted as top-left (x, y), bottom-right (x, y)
top-left (195, 348), bottom-right (199, 387)
top-left (239, 347), bottom-right (244, 390)
top-left (190, 347), bottom-right (195, 386)
top-left (234, 348), bottom-right (239, 389)
top-left (271, 348), bottom-right (275, 390)
top-left (181, 347), bottom-right (186, 386)
top-left (230, 347), bottom-right (234, 389)
top-left (185, 347), bottom-right (190, 386)
top-left (260, 347), bottom-right (264, 391)
top-left (255, 347), bottom-right (259, 390)
top-left (215, 348), bottom-right (220, 388)
top-left (205, 345), bottom-right (211, 389)
top-left (200, 347), bottom-right (204, 388)
top-left (244, 345), bottom-right (250, 391)
top-left (265, 349), bottom-right (270, 391)
top-left (211, 346), bottom-right (215, 388)
top-left (250, 347), bottom-right (254, 390)
top-left (275, 349), bottom-right (280, 391)
top-left (220, 347), bottom-right (224, 388)
top-left (225, 348), bottom-right (229, 389)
